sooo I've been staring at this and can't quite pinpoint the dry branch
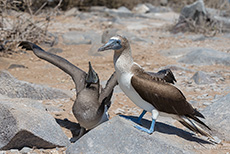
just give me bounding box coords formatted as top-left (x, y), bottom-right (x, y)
top-left (0, 0), bottom-right (62, 56)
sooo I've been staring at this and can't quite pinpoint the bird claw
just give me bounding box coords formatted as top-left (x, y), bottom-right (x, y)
top-left (134, 125), bottom-right (154, 134)
top-left (119, 115), bottom-right (142, 125)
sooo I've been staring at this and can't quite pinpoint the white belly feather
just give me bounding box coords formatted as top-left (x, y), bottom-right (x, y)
top-left (117, 72), bottom-right (155, 112)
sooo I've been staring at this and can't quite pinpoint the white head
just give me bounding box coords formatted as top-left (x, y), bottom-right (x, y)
top-left (98, 35), bottom-right (129, 53)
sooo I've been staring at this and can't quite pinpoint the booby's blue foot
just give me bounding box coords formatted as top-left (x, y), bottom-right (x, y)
top-left (134, 119), bottom-right (156, 134)
top-left (119, 110), bottom-right (147, 125)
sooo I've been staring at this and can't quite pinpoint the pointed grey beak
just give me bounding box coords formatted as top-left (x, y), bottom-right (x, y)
top-left (98, 39), bottom-right (122, 52)
top-left (86, 62), bottom-right (98, 84)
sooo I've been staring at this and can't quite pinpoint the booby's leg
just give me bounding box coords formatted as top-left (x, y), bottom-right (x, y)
top-left (134, 109), bottom-right (159, 134)
top-left (70, 127), bottom-right (86, 143)
top-left (119, 110), bottom-right (147, 125)
top-left (136, 110), bottom-right (147, 124)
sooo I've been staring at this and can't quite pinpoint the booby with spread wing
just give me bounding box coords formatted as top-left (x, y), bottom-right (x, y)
top-left (19, 41), bottom-right (118, 142)
top-left (98, 35), bottom-right (213, 139)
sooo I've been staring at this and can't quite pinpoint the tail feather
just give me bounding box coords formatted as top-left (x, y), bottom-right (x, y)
top-left (178, 116), bottom-right (213, 140)
top-left (186, 114), bottom-right (211, 130)
top-left (194, 109), bottom-right (205, 119)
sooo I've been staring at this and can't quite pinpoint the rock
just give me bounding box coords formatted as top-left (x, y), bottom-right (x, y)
top-left (180, 0), bottom-right (206, 20)
top-left (0, 98), bottom-right (70, 150)
top-left (0, 71), bottom-right (71, 100)
top-left (62, 31), bottom-right (91, 45)
top-left (114, 108), bottom-right (125, 115)
top-left (65, 8), bottom-right (79, 17)
top-left (132, 4), bottom-right (150, 14)
top-left (117, 6), bottom-right (132, 13)
top-left (192, 71), bottom-right (214, 85)
top-left (160, 0), bottom-right (168, 6)
top-left (77, 12), bottom-right (92, 20)
top-left (90, 6), bottom-right (107, 13)
top-left (20, 147), bottom-right (32, 154)
top-left (185, 34), bottom-right (206, 41)
top-left (206, 8), bottom-right (230, 32)
top-left (178, 48), bottom-right (230, 66)
top-left (213, 15), bottom-right (230, 32)
top-left (47, 48), bottom-right (63, 54)
top-left (105, 7), bottom-right (134, 18)
top-left (202, 93), bottom-right (230, 141)
top-left (144, 3), bottom-right (172, 13)
top-left (44, 105), bottom-right (63, 112)
top-left (9, 149), bottom-right (19, 153)
top-left (160, 64), bottom-right (194, 72)
top-left (67, 116), bottom-right (214, 154)
top-left (172, 0), bottom-right (208, 33)
top-left (84, 31), bottom-right (101, 44)
top-left (160, 47), bottom-right (230, 66)
top-left (62, 31), bottom-right (101, 46)
top-left (8, 64), bottom-right (27, 70)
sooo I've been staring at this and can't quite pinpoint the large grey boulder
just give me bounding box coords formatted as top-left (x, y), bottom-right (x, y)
top-left (180, 0), bottom-right (206, 20)
top-left (104, 7), bottom-right (134, 18)
top-left (178, 48), bottom-right (230, 66)
top-left (202, 93), bottom-right (230, 141)
top-left (192, 71), bottom-right (214, 85)
top-left (160, 47), bottom-right (230, 66)
top-left (62, 31), bottom-right (101, 46)
top-left (0, 96), bottom-right (70, 150)
top-left (0, 71), bottom-right (71, 100)
top-left (67, 116), bottom-right (216, 154)
top-left (62, 31), bottom-right (91, 45)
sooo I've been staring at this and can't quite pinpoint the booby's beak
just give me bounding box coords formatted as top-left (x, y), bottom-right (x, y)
top-left (98, 39), bottom-right (122, 52)
top-left (86, 62), bottom-right (99, 85)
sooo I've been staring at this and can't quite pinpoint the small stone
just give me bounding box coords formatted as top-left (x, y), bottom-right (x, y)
top-left (65, 7), bottom-right (79, 17)
top-left (203, 102), bottom-right (211, 106)
top-left (10, 149), bottom-right (19, 153)
top-left (8, 64), bottom-right (27, 70)
top-left (132, 4), bottom-right (150, 14)
top-left (114, 108), bottom-right (125, 115)
top-left (20, 147), bottom-right (32, 154)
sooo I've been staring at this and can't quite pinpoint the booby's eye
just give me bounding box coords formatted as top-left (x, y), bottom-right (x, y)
top-left (117, 40), bottom-right (121, 44)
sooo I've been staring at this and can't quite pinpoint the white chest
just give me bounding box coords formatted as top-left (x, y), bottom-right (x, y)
top-left (116, 72), bottom-right (155, 112)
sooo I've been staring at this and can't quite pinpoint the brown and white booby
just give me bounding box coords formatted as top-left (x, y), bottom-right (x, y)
top-left (19, 41), bottom-right (118, 142)
top-left (98, 35), bottom-right (212, 138)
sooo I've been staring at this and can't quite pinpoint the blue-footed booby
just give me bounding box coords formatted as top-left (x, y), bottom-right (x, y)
top-left (19, 41), bottom-right (118, 142)
top-left (98, 35), bottom-right (213, 139)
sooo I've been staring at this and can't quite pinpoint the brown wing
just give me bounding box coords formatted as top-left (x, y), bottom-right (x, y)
top-left (148, 69), bottom-right (177, 84)
top-left (99, 71), bottom-right (118, 108)
top-left (19, 41), bottom-right (87, 92)
top-left (131, 72), bottom-right (195, 116)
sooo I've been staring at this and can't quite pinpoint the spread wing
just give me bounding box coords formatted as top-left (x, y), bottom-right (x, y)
top-left (131, 72), bottom-right (195, 116)
top-left (147, 69), bottom-right (176, 84)
top-left (99, 72), bottom-right (118, 109)
top-left (18, 41), bottom-right (87, 93)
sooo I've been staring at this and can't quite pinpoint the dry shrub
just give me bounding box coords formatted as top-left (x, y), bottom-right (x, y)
top-left (0, 0), bottom-right (60, 56)
top-left (170, 0), bottom-right (230, 35)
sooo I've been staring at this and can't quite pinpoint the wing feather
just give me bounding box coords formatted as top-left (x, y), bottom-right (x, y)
top-left (131, 66), bottom-right (195, 115)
